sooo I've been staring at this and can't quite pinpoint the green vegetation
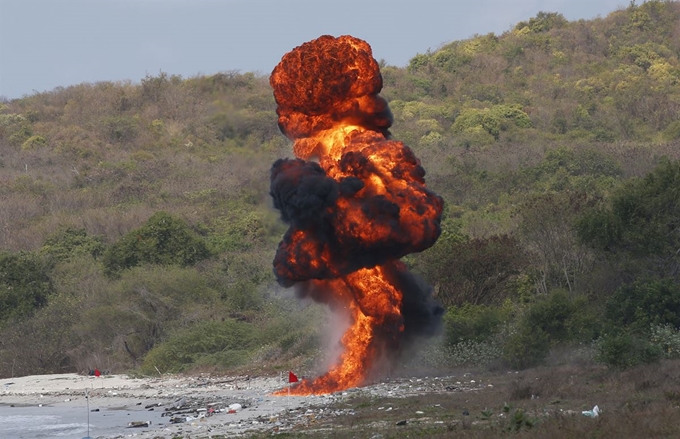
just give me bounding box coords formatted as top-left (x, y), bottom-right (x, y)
top-left (102, 211), bottom-right (213, 275)
top-left (140, 319), bottom-right (261, 373)
top-left (0, 251), bottom-right (54, 325)
top-left (1, 1), bottom-right (680, 377)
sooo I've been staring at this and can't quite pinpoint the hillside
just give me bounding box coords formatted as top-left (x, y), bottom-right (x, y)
top-left (1, 0), bottom-right (680, 379)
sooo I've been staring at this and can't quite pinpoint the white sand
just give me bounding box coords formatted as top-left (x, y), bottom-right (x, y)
top-left (0, 372), bottom-right (312, 438)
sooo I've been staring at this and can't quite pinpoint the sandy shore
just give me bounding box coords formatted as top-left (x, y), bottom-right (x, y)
top-left (0, 372), bottom-right (315, 438)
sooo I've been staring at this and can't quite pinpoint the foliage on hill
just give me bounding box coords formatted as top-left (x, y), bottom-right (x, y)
top-left (102, 211), bottom-right (213, 275)
top-left (1, 1), bottom-right (680, 377)
top-left (386, 1), bottom-right (680, 147)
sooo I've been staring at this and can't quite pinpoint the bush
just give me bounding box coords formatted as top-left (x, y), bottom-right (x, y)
top-left (140, 319), bottom-right (258, 373)
top-left (502, 289), bottom-right (604, 369)
top-left (65, 265), bottom-right (226, 371)
top-left (117, 265), bottom-right (220, 307)
top-left (503, 323), bottom-right (550, 369)
top-left (404, 336), bottom-right (502, 369)
top-left (605, 278), bottom-right (680, 332)
top-left (565, 294), bottom-right (604, 342)
top-left (523, 290), bottom-right (574, 342)
top-left (649, 324), bottom-right (680, 359)
top-left (101, 115), bottom-right (139, 143)
top-left (414, 234), bottom-right (525, 307)
top-left (446, 339), bottom-right (503, 367)
top-left (208, 210), bottom-right (266, 253)
top-left (452, 104), bottom-right (531, 141)
top-left (444, 304), bottom-right (508, 345)
top-left (596, 332), bottom-right (662, 369)
top-left (40, 227), bottom-right (105, 262)
top-left (453, 108), bottom-right (501, 140)
top-left (578, 160), bottom-right (680, 278)
top-left (533, 146), bottom-right (622, 179)
top-left (663, 120), bottom-right (680, 141)
top-left (21, 134), bottom-right (47, 150)
top-left (102, 212), bottom-right (213, 275)
top-left (515, 11), bottom-right (567, 33)
top-left (0, 251), bottom-right (54, 325)
top-left (0, 293), bottom-right (80, 376)
top-left (522, 289), bottom-right (601, 343)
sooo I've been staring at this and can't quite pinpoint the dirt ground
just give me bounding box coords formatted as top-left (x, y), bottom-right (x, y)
top-left (3, 359), bottom-right (680, 438)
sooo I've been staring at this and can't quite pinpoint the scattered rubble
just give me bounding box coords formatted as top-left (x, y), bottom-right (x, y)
top-left (0, 372), bottom-right (509, 438)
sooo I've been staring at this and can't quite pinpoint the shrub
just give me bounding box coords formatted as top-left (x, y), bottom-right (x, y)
top-left (596, 332), bottom-right (662, 369)
top-left (0, 293), bottom-right (80, 376)
top-left (575, 208), bottom-right (622, 250)
top-left (524, 290), bottom-right (574, 342)
top-left (452, 104), bottom-right (531, 141)
top-left (5, 121), bottom-right (32, 146)
top-left (663, 120), bottom-right (680, 141)
top-left (454, 126), bottom-right (496, 147)
top-left (208, 210), bottom-right (265, 253)
top-left (221, 280), bottom-right (263, 314)
top-left (140, 319), bottom-right (258, 373)
top-left (414, 234), bottom-right (525, 307)
top-left (515, 11), bottom-right (567, 33)
top-left (444, 304), bottom-right (508, 345)
top-left (503, 323), bottom-right (550, 369)
top-left (102, 212), bottom-right (213, 275)
top-left (453, 108), bottom-right (501, 140)
top-left (0, 251), bottom-right (54, 325)
top-left (115, 265), bottom-right (221, 307)
top-left (405, 337), bottom-right (502, 369)
top-left (21, 134), bottom-right (47, 150)
top-left (533, 146), bottom-right (622, 179)
top-left (407, 53), bottom-right (430, 73)
top-left (446, 339), bottom-right (503, 367)
top-left (40, 227), bottom-right (105, 262)
top-left (605, 278), bottom-right (680, 332)
top-left (101, 115), bottom-right (139, 143)
top-left (649, 324), bottom-right (680, 359)
top-left (565, 294), bottom-right (604, 343)
top-left (69, 265), bottom-right (225, 369)
top-left (523, 289), bottom-right (596, 343)
top-left (507, 290), bottom-right (602, 359)
top-left (578, 160), bottom-right (680, 278)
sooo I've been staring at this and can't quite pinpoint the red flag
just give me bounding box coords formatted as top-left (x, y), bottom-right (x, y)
top-left (94, 368), bottom-right (101, 377)
top-left (288, 371), bottom-right (298, 383)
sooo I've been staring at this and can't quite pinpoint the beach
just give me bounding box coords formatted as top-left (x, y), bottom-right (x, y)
top-left (0, 370), bottom-right (489, 438)
top-left (0, 372), bottom-right (309, 438)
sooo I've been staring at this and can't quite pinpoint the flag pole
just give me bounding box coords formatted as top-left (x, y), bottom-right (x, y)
top-left (86, 388), bottom-right (90, 439)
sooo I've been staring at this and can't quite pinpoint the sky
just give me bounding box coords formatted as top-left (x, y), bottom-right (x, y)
top-left (0, 0), bottom-right (626, 100)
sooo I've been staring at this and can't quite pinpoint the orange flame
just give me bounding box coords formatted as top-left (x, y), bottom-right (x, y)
top-left (270, 35), bottom-right (443, 395)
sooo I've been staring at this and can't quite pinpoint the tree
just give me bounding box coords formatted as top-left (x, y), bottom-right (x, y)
top-left (606, 278), bottom-right (680, 331)
top-left (0, 294), bottom-right (80, 376)
top-left (517, 191), bottom-right (597, 294)
top-left (102, 212), bottom-right (213, 275)
top-left (40, 227), bottom-right (105, 262)
top-left (515, 12), bottom-right (568, 33)
top-left (414, 233), bottom-right (526, 306)
top-left (0, 251), bottom-right (54, 325)
top-left (577, 158), bottom-right (680, 279)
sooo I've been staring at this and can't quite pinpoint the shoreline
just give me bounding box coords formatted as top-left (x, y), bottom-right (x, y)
top-left (0, 372), bottom-right (310, 438)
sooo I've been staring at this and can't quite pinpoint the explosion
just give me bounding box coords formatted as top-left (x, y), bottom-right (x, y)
top-left (270, 35), bottom-right (444, 395)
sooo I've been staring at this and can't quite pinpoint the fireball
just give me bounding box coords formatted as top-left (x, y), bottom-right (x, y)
top-left (270, 35), bottom-right (444, 395)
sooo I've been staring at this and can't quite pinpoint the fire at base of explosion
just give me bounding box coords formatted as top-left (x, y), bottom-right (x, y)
top-left (268, 35), bottom-right (444, 395)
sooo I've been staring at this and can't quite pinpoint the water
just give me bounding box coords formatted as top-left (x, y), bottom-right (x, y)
top-left (0, 404), bottom-right (160, 439)
top-left (0, 411), bottom-right (88, 438)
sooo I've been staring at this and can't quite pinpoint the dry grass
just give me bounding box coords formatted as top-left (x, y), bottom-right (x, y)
top-left (245, 359), bottom-right (680, 438)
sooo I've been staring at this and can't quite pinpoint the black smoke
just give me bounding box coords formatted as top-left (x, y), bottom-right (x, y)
top-left (270, 157), bottom-right (444, 341)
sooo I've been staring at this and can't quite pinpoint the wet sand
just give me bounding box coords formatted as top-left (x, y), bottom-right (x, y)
top-left (0, 373), bottom-right (308, 438)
